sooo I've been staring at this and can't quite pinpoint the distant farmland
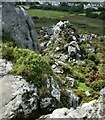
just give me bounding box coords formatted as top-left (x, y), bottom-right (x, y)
top-left (27, 9), bottom-right (104, 35)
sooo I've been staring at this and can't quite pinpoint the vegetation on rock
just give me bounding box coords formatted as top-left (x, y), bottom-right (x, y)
top-left (36, 20), bottom-right (105, 105)
top-left (2, 42), bottom-right (55, 86)
top-left (1, 2), bottom-right (105, 119)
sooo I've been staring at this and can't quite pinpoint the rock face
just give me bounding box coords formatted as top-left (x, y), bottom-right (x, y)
top-left (38, 19), bottom-right (105, 119)
top-left (2, 2), bottom-right (39, 51)
top-left (0, 75), bottom-right (38, 120)
top-left (0, 59), bottom-right (78, 120)
top-left (0, 59), bottom-right (38, 120)
top-left (44, 89), bottom-right (105, 119)
top-left (39, 76), bottom-right (61, 115)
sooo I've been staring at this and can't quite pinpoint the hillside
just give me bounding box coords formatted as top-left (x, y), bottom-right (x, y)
top-left (37, 20), bottom-right (105, 105)
top-left (1, 3), bottom-right (105, 120)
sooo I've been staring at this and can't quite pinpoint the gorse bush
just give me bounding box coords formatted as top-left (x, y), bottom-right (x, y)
top-left (2, 44), bottom-right (55, 86)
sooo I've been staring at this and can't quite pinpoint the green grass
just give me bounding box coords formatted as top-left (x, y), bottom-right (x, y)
top-left (28, 9), bottom-right (72, 18)
top-left (27, 9), bottom-right (104, 35)
top-left (67, 15), bottom-right (103, 35)
top-left (78, 82), bottom-right (90, 91)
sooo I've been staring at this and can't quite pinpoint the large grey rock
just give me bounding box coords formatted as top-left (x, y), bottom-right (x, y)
top-left (0, 59), bottom-right (79, 119)
top-left (39, 76), bottom-right (60, 114)
top-left (2, 2), bottom-right (39, 51)
top-left (49, 108), bottom-right (70, 118)
top-left (0, 75), bottom-right (38, 120)
top-left (45, 99), bottom-right (105, 119)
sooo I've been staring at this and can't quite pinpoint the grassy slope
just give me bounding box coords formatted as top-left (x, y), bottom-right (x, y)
top-left (27, 8), bottom-right (105, 104)
top-left (27, 9), bottom-right (104, 35)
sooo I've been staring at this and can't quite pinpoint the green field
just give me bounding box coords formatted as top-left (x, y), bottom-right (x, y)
top-left (27, 9), bottom-right (104, 35)
top-left (28, 9), bottom-right (71, 18)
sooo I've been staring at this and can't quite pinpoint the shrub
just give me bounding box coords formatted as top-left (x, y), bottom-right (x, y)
top-left (60, 91), bottom-right (70, 108)
top-left (91, 13), bottom-right (98, 18)
top-left (91, 90), bottom-right (100, 99)
top-left (85, 9), bottom-right (98, 18)
top-left (73, 70), bottom-right (85, 82)
top-left (75, 89), bottom-right (99, 105)
top-left (2, 44), bottom-right (56, 86)
top-left (61, 65), bottom-right (72, 76)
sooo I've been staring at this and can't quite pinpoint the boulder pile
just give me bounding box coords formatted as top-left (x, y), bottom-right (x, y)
top-left (39, 20), bottom-right (81, 61)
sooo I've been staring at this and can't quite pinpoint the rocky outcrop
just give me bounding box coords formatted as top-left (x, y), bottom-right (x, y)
top-left (39, 21), bottom-right (81, 61)
top-left (41, 88), bottom-right (105, 119)
top-left (39, 21), bottom-right (82, 90)
top-left (38, 20), bottom-right (105, 119)
top-left (0, 75), bottom-right (38, 120)
top-left (2, 16), bottom-right (104, 119)
top-left (0, 58), bottom-right (78, 120)
top-left (2, 2), bottom-right (39, 51)
top-left (0, 59), bottom-right (38, 120)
